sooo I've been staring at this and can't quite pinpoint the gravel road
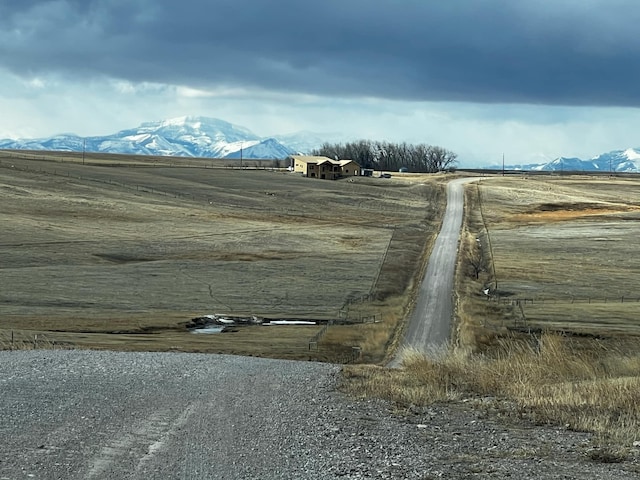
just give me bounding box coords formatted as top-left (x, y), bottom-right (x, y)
top-left (2, 350), bottom-right (638, 479)
top-left (399, 178), bottom-right (478, 355)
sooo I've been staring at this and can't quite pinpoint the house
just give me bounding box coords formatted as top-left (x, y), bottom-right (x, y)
top-left (289, 155), bottom-right (361, 180)
top-left (337, 160), bottom-right (360, 176)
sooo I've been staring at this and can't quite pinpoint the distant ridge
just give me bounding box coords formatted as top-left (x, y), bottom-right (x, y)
top-left (5, 118), bottom-right (638, 171)
top-left (491, 148), bottom-right (640, 173)
top-left (0, 116), bottom-right (325, 160)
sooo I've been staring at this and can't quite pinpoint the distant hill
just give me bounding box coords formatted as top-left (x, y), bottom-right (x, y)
top-left (492, 148), bottom-right (640, 173)
top-left (9, 118), bottom-right (635, 171)
top-left (0, 116), bottom-right (326, 160)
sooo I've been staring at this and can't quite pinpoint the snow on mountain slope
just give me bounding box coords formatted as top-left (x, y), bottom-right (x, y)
top-left (491, 148), bottom-right (640, 173)
top-left (224, 138), bottom-right (294, 160)
top-left (623, 148), bottom-right (640, 161)
top-left (2, 119), bottom-right (639, 170)
top-left (0, 116), bottom-right (298, 160)
top-left (590, 148), bottom-right (640, 172)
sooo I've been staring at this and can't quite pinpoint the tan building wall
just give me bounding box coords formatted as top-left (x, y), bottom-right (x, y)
top-left (289, 156), bottom-right (360, 179)
top-left (339, 160), bottom-right (360, 176)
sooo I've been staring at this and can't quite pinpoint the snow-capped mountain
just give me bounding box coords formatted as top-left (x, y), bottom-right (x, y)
top-left (0, 116), bottom-right (313, 160)
top-left (493, 148), bottom-right (640, 173)
top-left (592, 148), bottom-right (640, 172)
top-left (223, 138), bottom-right (295, 160)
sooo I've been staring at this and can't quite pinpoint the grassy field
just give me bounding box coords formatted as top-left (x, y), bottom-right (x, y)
top-left (344, 173), bottom-right (640, 452)
top-left (0, 151), bottom-right (446, 362)
top-left (473, 175), bottom-right (640, 337)
top-left (10, 153), bottom-right (640, 451)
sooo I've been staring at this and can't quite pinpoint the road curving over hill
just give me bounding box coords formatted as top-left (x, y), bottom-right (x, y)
top-left (394, 177), bottom-right (479, 361)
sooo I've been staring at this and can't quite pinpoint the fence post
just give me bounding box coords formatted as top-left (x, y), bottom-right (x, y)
top-left (351, 346), bottom-right (361, 362)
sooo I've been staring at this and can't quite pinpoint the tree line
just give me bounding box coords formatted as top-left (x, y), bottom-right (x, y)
top-left (311, 140), bottom-right (457, 173)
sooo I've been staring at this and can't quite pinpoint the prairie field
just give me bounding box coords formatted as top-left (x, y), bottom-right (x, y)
top-left (8, 152), bottom-right (640, 448)
top-left (345, 173), bottom-right (640, 452)
top-left (473, 175), bottom-right (640, 338)
top-left (0, 150), bottom-right (445, 361)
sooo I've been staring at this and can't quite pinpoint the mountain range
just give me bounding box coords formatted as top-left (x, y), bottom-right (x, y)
top-left (494, 148), bottom-right (640, 173)
top-left (1, 116), bottom-right (639, 172)
top-left (0, 116), bottom-right (321, 160)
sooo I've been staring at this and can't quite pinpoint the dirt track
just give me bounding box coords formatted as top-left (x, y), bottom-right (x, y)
top-left (398, 178), bottom-right (479, 356)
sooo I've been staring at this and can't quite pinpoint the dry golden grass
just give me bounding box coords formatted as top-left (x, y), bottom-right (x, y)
top-left (343, 174), bottom-right (640, 451)
top-left (343, 333), bottom-right (640, 448)
top-left (0, 152), bottom-right (449, 362)
top-left (474, 176), bottom-right (640, 332)
top-left (321, 295), bottom-right (408, 364)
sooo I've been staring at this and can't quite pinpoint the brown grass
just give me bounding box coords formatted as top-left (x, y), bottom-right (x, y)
top-left (343, 333), bottom-right (640, 448)
top-left (342, 174), bottom-right (640, 451)
top-left (0, 152), bottom-right (448, 362)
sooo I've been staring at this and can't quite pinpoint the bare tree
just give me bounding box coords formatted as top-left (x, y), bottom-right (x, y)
top-left (312, 140), bottom-right (457, 173)
top-left (468, 248), bottom-right (487, 279)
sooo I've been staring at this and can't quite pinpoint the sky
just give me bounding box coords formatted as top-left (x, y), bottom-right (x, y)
top-left (2, 1), bottom-right (640, 166)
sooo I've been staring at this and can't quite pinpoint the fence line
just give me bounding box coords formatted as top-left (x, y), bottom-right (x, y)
top-left (308, 320), bottom-right (334, 351)
top-left (490, 296), bottom-right (640, 305)
top-left (476, 181), bottom-right (498, 291)
top-left (0, 331), bottom-right (75, 351)
top-left (481, 294), bottom-right (640, 334)
top-left (334, 347), bottom-right (362, 364)
top-left (369, 226), bottom-right (396, 296)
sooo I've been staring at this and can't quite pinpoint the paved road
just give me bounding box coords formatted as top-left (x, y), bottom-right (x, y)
top-left (396, 178), bottom-right (478, 358)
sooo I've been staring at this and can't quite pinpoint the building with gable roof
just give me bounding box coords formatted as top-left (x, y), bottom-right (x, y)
top-left (289, 155), bottom-right (361, 180)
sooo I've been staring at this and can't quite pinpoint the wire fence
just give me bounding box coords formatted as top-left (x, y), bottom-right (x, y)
top-left (475, 181), bottom-right (498, 291)
top-left (307, 292), bottom-right (383, 362)
top-left (490, 295), bottom-right (640, 305)
top-left (0, 331), bottom-right (75, 351)
top-left (481, 294), bottom-right (640, 334)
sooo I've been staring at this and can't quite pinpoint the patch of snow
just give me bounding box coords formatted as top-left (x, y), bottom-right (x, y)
top-left (192, 326), bottom-right (225, 334)
top-left (264, 321), bottom-right (316, 326)
top-left (624, 148), bottom-right (640, 161)
top-left (123, 134), bottom-right (151, 142)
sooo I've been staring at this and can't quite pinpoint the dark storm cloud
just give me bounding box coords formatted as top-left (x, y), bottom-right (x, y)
top-left (2, 0), bottom-right (640, 106)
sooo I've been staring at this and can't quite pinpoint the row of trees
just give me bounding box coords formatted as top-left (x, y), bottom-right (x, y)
top-left (311, 140), bottom-right (457, 173)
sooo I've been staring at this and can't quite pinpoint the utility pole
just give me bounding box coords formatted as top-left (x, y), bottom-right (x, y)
top-left (502, 153), bottom-right (505, 176)
top-left (240, 142), bottom-right (243, 170)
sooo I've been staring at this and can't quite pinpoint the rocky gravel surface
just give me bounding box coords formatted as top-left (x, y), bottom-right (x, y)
top-left (1, 350), bottom-right (638, 479)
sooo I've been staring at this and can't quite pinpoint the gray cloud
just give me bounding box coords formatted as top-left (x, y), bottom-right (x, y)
top-left (2, 0), bottom-right (640, 106)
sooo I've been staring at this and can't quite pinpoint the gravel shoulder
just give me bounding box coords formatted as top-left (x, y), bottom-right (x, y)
top-left (1, 350), bottom-right (638, 479)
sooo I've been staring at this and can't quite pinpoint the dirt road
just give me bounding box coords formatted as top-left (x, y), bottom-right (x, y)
top-left (397, 178), bottom-right (478, 356)
top-left (1, 350), bottom-right (341, 479)
top-left (2, 350), bottom-right (634, 479)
